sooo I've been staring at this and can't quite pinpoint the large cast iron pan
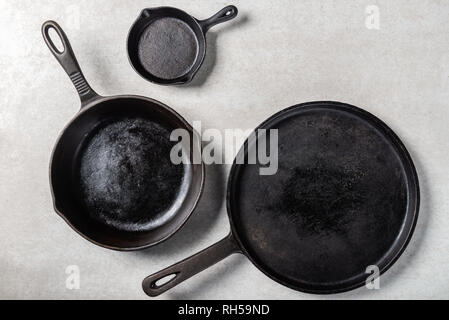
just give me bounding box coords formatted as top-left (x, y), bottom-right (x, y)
top-left (42, 21), bottom-right (204, 251)
top-left (127, 5), bottom-right (238, 85)
top-left (143, 101), bottom-right (419, 296)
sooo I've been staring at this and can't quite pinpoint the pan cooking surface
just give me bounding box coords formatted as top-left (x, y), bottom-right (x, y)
top-left (231, 106), bottom-right (412, 289)
top-left (77, 117), bottom-right (185, 232)
top-left (138, 18), bottom-right (199, 80)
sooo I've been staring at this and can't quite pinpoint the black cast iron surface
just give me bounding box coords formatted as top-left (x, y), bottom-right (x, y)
top-left (128, 5), bottom-right (238, 85)
top-left (42, 21), bottom-right (204, 250)
top-left (143, 102), bottom-right (419, 296)
top-left (230, 103), bottom-right (417, 292)
top-left (138, 18), bottom-right (199, 80)
top-left (78, 117), bottom-right (185, 232)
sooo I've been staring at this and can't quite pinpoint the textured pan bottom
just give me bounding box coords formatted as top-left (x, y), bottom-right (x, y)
top-left (138, 17), bottom-right (199, 80)
top-left (233, 107), bottom-right (410, 288)
top-left (77, 117), bottom-right (185, 232)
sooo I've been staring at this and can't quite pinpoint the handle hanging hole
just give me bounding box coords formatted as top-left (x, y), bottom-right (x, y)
top-left (153, 273), bottom-right (178, 288)
top-left (47, 27), bottom-right (65, 54)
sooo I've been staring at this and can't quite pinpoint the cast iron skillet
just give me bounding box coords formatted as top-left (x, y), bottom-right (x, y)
top-left (127, 5), bottom-right (238, 85)
top-left (143, 101), bottom-right (420, 296)
top-left (42, 21), bottom-right (204, 251)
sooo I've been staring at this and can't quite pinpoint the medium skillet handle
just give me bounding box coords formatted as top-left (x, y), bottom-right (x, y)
top-left (42, 21), bottom-right (100, 107)
top-left (142, 234), bottom-right (241, 297)
top-left (199, 5), bottom-right (238, 33)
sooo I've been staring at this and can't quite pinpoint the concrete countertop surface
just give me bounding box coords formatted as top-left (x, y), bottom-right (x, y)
top-left (0, 0), bottom-right (448, 299)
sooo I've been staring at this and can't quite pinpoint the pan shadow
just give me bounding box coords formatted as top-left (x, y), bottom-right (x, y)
top-left (182, 14), bottom-right (250, 88)
top-left (132, 162), bottom-right (227, 259)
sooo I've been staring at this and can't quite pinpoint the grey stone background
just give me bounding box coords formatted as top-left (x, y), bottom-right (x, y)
top-left (0, 0), bottom-right (448, 299)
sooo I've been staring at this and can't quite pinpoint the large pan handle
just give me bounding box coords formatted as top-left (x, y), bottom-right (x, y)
top-left (142, 233), bottom-right (241, 297)
top-left (42, 21), bottom-right (100, 107)
top-left (199, 5), bottom-right (238, 33)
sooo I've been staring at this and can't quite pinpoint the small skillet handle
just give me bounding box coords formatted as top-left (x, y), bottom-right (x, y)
top-left (142, 234), bottom-right (241, 297)
top-left (200, 5), bottom-right (238, 33)
top-left (42, 21), bottom-right (99, 107)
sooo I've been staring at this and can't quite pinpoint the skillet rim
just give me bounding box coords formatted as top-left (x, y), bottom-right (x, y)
top-left (126, 6), bottom-right (207, 86)
top-left (49, 94), bottom-right (206, 251)
top-left (226, 101), bottom-right (420, 294)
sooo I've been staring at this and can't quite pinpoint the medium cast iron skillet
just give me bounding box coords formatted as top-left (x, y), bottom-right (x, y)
top-left (143, 102), bottom-right (420, 296)
top-left (42, 21), bottom-right (204, 251)
top-left (127, 5), bottom-right (238, 85)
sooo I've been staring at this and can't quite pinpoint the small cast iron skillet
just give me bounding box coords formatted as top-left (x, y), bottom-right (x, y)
top-left (127, 5), bottom-right (238, 85)
top-left (42, 21), bottom-right (204, 251)
top-left (143, 102), bottom-right (420, 296)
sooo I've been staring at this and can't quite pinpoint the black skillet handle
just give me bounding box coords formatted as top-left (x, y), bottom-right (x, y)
top-left (199, 5), bottom-right (238, 33)
top-left (42, 21), bottom-right (100, 107)
top-left (142, 233), bottom-right (241, 297)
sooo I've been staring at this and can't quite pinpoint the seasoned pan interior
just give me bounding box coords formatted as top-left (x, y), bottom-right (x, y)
top-left (229, 103), bottom-right (419, 293)
top-left (50, 97), bottom-right (203, 249)
top-left (77, 116), bottom-right (185, 232)
top-left (138, 17), bottom-right (199, 80)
